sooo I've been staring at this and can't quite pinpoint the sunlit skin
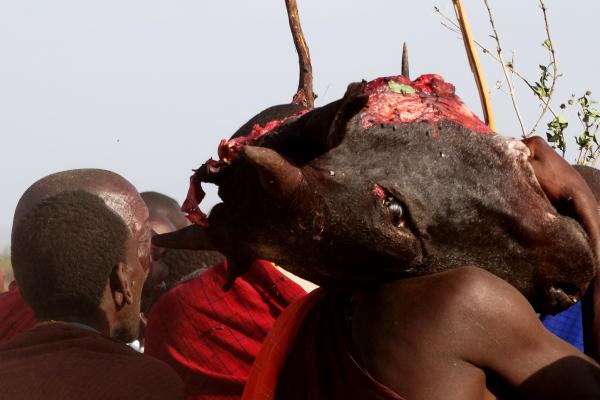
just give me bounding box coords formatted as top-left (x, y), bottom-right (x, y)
top-left (12, 169), bottom-right (152, 342)
top-left (96, 187), bottom-right (151, 342)
top-left (348, 140), bottom-right (600, 399)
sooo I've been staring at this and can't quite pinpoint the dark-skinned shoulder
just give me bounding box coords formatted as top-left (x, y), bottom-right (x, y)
top-left (359, 268), bottom-right (600, 399)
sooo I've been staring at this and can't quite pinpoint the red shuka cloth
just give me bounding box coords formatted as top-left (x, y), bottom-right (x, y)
top-left (0, 322), bottom-right (184, 400)
top-left (243, 289), bottom-right (406, 400)
top-left (144, 260), bottom-right (306, 400)
top-left (0, 285), bottom-right (37, 345)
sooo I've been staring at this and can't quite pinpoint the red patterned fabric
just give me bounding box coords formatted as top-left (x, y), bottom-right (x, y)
top-left (144, 260), bottom-right (306, 400)
top-left (0, 285), bottom-right (37, 345)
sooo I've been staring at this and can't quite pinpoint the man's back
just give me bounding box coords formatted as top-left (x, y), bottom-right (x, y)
top-left (0, 323), bottom-right (184, 400)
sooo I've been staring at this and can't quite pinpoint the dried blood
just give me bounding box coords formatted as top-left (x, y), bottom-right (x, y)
top-left (181, 109), bottom-right (309, 226)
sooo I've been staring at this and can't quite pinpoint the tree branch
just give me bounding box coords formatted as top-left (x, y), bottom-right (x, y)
top-left (529, 0), bottom-right (558, 135)
top-left (435, 6), bottom-right (559, 122)
top-left (285, 0), bottom-right (315, 109)
top-left (482, 0), bottom-right (527, 137)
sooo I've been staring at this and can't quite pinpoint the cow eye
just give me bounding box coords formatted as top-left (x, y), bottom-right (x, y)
top-left (374, 184), bottom-right (406, 228)
top-left (384, 196), bottom-right (405, 227)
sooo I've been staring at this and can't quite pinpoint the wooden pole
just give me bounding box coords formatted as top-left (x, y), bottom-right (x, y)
top-left (453, 0), bottom-right (496, 131)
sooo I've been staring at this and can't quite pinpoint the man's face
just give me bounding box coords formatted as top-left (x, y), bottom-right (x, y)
top-left (140, 214), bottom-right (176, 314)
top-left (110, 193), bottom-right (151, 342)
top-left (148, 214), bottom-right (175, 287)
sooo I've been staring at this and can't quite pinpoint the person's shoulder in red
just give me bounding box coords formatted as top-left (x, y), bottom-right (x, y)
top-left (0, 284), bottom-right (36, 345)
top-left (145, 259), bottom-right (306, 400)
top-left (0, 322), bottom-right (184, 400)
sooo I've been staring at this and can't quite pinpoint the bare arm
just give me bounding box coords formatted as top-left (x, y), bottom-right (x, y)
top-left (524, 136), bottom-right (600, 361)
top-left (462, 269), bottom-right (600, 399)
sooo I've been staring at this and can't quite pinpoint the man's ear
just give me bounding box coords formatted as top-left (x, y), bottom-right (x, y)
top-left (110, 262), bottom-right (134, 309)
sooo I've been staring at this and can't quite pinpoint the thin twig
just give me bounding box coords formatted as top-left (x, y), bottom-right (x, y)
top-left (529, 0), bottom-right (558, 135)
top-left (285, 0), bottom-right (315, 109)
top-left (452, 0), bottom-right (496, 130)
top-left (435, 6), bottom-right (559, 120)
top-left (482, 0), bottom-right (527, 136)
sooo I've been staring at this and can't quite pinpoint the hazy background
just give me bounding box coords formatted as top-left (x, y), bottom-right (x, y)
top-left (1, 0), bottom-right (598, 249)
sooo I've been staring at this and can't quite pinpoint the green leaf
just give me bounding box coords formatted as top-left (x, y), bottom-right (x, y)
top-left (535, 85), bottom-right (548, 98)
top-left (542, 39), bottom-right (552, 50)
top-left (388, 80), bottom-right (416, 95)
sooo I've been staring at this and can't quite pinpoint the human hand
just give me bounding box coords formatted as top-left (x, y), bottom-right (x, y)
top-left (523, 136), bottom-right (600, 263)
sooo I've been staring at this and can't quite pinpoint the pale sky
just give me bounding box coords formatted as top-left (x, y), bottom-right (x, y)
top-left (1, 0), bottom-right (599, 248)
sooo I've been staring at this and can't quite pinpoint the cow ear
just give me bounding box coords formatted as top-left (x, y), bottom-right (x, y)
top-left (243, 146), bottom-right (304, 198)
top-left (300, 82), bottom-right (369, 151)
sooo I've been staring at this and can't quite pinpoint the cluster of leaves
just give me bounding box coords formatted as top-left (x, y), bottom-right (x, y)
top-left (533, 63), bottom-right (552, 99)
top-left (434, 2), bottom-right (598, 164)
top-left (572, 92), bottom-right (600, 165)
top-left (546, 114), bottom-right (568, 156)
top-left (528, 41), bottom-right (600, 166)
top-left (544, 90), bottom-right (600, 165)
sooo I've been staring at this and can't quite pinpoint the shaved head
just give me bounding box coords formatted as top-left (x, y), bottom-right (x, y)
top-left (141, 191), bottom-right (190, 232)
top-left (11, 169), bottom-right (151, 340)
top-left (13, 169), bottom-right (148, 242)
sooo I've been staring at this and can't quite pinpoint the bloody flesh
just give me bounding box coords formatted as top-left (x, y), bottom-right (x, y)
top-left (360, 74), bottom-right (492, 134)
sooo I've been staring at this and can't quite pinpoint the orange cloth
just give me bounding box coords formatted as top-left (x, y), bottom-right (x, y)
top-left (242, 288), bottom-right (406, 400)
top-left (241, 288), bottom-right (325, 400)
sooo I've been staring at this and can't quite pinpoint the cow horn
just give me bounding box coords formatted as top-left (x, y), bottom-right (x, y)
top-left (402, 42), bottom-right (410, 79)
top-left (152, 224), bottom-right (216, 251)
top-left (243, 146), bottom-right (304, 197)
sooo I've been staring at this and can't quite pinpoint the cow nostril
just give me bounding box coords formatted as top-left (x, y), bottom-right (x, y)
top-left (546, 285), bottom-right (578, 313)
top-left (554, 282), bottom-right (581, 299)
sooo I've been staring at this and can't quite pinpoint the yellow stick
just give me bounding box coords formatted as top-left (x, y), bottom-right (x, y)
top-left (453, 0), bottom-right (496, 131)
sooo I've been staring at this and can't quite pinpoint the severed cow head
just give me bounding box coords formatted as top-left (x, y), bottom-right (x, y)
top-left (175, 74), bottom-right (596, 314)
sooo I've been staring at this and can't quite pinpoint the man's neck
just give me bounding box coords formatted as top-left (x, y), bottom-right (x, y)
top-left (41, 312), bottom-right (109, 336)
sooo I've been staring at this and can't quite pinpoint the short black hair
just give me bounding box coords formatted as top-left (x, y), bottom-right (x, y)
top-left (12, 190), bottom-right (129, 320)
